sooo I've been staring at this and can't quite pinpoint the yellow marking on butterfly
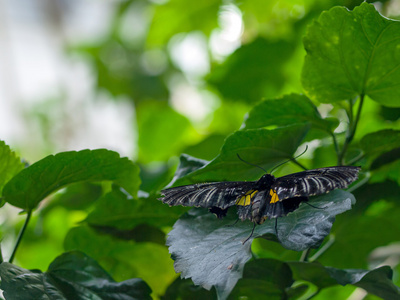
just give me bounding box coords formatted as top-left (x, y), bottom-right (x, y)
top-left (236, 190), bottom-right (258, 206)
top-left (269, 189), bottom-right (279, 203)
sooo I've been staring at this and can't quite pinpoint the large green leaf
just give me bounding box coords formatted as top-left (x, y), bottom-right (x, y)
top-left (167, 190), bottom-right (355, 299)
top-left (0, 141), bottom-right (24, 196)
top-left (0, 251), bottom-right (152, 300)
top-left (243, 93), bottom-right (338, 133)
top-left (2, 149), bottom-right (140, 210)
top-left (302, 3), bottom-right (400, 107)
top-left (289, 262), bottom-right (400, 299)
top-left (172, 124), bottom-right (310, 186)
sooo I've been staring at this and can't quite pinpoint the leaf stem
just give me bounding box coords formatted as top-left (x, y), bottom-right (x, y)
top-left (300, 248), bottom-right (312, 262)
top-left (338, 95), bottom-right (365, 165)
top-left (0, 243), bottom-right (3, 263)
top-left (9, 210), bottom-right (32, 263)
top-left (309, 235), bottom-right (335, 262)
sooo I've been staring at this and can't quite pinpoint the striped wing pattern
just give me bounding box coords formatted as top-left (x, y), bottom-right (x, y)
top-left (161, 181), bottom-right (257, 209)
top-left (273, 166), bottom-right (361, 201)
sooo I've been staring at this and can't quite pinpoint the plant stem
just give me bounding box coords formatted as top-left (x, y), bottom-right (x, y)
top-left (309, 235), bottom-right (335, 262)
top-left (300, 248), bottom-right (312, 262)
top-left (338, 95), bottom-right (365, 165)
top-left (9, 210), bottom-right (32, 263)
top-left (0, 243), bottom-right (3, 263)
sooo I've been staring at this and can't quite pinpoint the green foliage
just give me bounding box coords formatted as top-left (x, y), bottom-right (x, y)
top-left (0, 251), bottom-right (152, 300)
top-left (1, 1), bottom-right (400, 300)
top-left (302, 2), bottom-right (400, 107)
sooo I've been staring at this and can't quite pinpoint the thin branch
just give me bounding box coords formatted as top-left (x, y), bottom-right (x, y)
top-left (9, 210), bottom-right (32, 263)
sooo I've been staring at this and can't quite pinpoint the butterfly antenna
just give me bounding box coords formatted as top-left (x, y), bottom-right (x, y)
top-left (242, 223), bottom-right (256, 244)
top-left (237, 154), bottom-right (268, 173)
top-left (270, 145), bottom-right (309, 174)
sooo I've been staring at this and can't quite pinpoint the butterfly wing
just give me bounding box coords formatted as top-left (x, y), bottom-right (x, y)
top-left (272, 166), bottom-right (361, 201)
top-left (160, 181), bottom-right (257, 210)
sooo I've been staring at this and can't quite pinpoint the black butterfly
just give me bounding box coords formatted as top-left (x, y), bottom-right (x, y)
top-left (159, 166), bottom-right (360, 225)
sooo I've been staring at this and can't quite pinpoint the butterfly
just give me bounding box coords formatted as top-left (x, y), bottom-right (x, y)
top-left (159, 166), bottom-right (360, 225)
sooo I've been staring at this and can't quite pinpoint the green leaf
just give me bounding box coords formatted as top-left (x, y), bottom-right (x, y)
top-left (289, 262), bottom-right (400, 299)
top-left (172, 124), bottom-right (310, 186)
top-left (360, 129), bottom-right (400, 165)
top-left (207, 37), bottom-right (296, 103)
top-left (162, 277), bottom-right (217, 300)
top-left (228, 259), bottom-right (293, 300)
top-left (167, 190), bottom-right (355, 299)
top-left (302, 3), bottom-right (400, 107)
top-left (146, 0), bottom-right (220, 46)
top-left (0, 141), bottom-right (24, 196)
top-left (85, 188), bottom-right (187, 229)
top-left (2, 149), bottom-right (140, 210)
top-left (137, 101), bottom-right (193, 163)
top-left (243, 93), bottom-right (338, 133)
top-left (64, 226), bottom-right (176, 296)
top-left (166, 154), bottom-right (209, 187)
top-left (0, 251), bottom-right (152, 300)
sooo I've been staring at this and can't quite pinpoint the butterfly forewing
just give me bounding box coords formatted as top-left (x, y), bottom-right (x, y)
top-left (161, 181), bottom-right (257, 209)
top-left (272, 166), bottom-right (361, 201)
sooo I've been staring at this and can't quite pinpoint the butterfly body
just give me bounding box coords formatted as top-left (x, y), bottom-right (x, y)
top-left (160, 166), bottom-right (360, 224)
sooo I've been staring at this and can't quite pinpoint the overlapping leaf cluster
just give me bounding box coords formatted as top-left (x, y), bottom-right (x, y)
top-left (1, 2), bottom-right (400, 300)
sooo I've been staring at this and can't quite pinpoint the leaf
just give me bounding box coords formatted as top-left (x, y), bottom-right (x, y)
top-left (137, 101), bottom-right (193, 163)
top-left (0, 251), bottom-right (152, 300)
top-left (167, 190), bottom-right (355, 299)
top-left (207, 37), bottom-right (296, 103)
top-left (302, 3), bottom-right (400, 107)
top-left (360, 129), bottom-right (400, 166)
top-left (172, 124), bottom-right (310, 186)
top-left (0, 140), bottom-right (24, 196)
top-left (166, 154), bottom-right (209, 187)
top-left (228, 259), bottom-right (294, 300)
top-left (146, 0), bottom-right (220, 46)
top-left (64, 226), bottom-right (176, 296)
top-left (85, 188), bottom-right (187, 229)
top-left (2, 149), bottom-right (140, 210)
top-left (243, 93), bottom-right (338, 133)
top-left (289, 262), bottom-right (400, 299)
top-left (161, 277), bottom-right (217, 300)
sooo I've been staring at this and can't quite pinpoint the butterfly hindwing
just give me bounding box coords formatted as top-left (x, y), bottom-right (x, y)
top-left (272, 166), bottom-right (361, 202)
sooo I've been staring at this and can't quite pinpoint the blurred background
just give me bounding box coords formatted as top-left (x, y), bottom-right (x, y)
top-left (2, 0), bottom-right (398, 164)
top-left (1, 0), bottom-right (400, 298)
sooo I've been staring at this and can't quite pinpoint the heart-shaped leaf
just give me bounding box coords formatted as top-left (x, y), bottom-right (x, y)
top-left (167, 190), bottom-right (355, 299)
top-left (2, 149), bottom-right (140, 210)
top-left (172, 124), bottom-right (310, 186)
top-left (243, 94), bottom-right (338, 134)
top-left (0, 251), bottom-right (152, 300)
top-left (302, 3), bottom-right (400, 107)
